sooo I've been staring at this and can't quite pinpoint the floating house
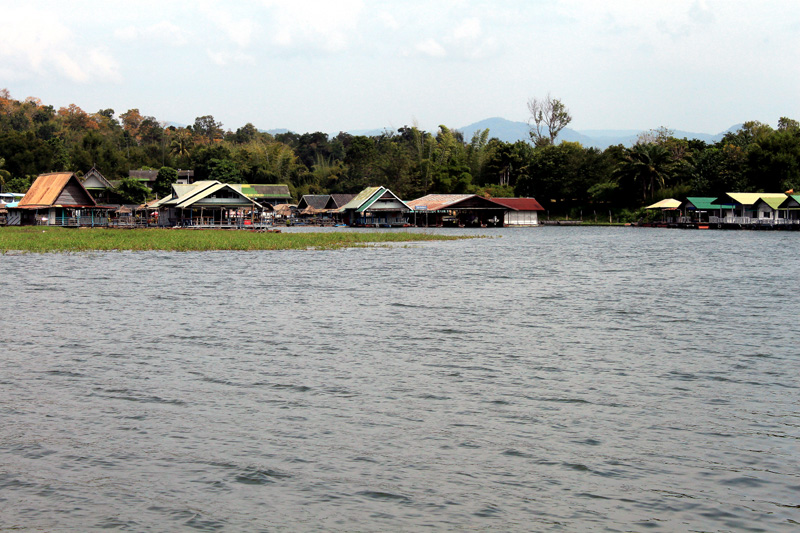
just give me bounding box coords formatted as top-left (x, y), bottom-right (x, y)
top-left (235, 184), bottom-right (292, 206)
top-left (339, 186), bottom-right (410, 226)
top-left (153, 180), bottom-right (263, 227)
top-left (325, 193), bottom-right (357, 210)
top-left (683, 197), bottom-right (735, 222)
top-left (491, 197), bottom-right (545, 226)
top-left (406, 194), bottom-right (510, 227)
top-left (7, 172), bottom-right (109, 226)
top-left (715, 193), bottom-right (788, 224)
top-left (81, 167), bottom-right (120, 203)
top-left (779, 194), bottom-right (800, 222)
top-left (297, 194), bottom-right (330, 211)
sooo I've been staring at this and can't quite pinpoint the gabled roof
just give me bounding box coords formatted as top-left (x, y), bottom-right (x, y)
top-left (18, 172), bottom-right (97, 208)
top-left (297, 194), bottom-right (330, 210)
top-left (340, 187), bottom-right (411, 213)
top-left (723, 192), bottom-right (786, 208)
top-left (326, 193), bottom-right (357, 209)
top-left (779, 194), bottom-right (800, 208)
top-left (81, 167), bottom-right (114, 189)
top-left (406, 194), bottom-right (475, 211)
top-left (490, 197), bottom-right (544, 211)
top-left (645, 198), bottom-right (682, 209)
top-left (406, 194), bottom-right (511, 212)
top-left (235, 184), bottom-right (291, 199)
top-left (685, 197), bottom-right (734, 210)
top-left (340, 187), bottom-right (383, 211)
top-left (154, 180), bottom-right (258, 209)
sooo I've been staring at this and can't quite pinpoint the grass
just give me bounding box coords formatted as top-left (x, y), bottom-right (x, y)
top-left (0, 227), bottom-right (471, 253)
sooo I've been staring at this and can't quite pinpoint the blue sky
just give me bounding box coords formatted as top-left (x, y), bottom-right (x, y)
top-left (1, 0), bottom-right (798, 135)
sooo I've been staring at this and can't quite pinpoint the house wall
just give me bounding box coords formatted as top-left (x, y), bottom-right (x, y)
top-left (56, 180), bottom-right (94, 206)
top-left (504, 211), bottom-right (539, 226)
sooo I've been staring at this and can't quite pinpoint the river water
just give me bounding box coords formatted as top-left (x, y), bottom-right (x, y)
top-left (2, 227), bottom-right (799, 531)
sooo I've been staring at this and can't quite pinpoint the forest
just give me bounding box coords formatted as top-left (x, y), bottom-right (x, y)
top-left (1, 88), bottom-right (799, 219)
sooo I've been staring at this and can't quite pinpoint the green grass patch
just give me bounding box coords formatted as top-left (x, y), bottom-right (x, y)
top-left (0, 227), bottom-right (471, 253)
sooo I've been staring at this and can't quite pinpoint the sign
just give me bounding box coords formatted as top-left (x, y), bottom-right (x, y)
top-left (414, 206), bottom-right (428, 211)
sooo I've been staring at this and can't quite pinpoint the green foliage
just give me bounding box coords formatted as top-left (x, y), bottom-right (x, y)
top-left (153, 166), bottom-right (178, 197)
top-left (114, 177), bottom-right (150, 204)
top-left (208, 158), bottom-right (241, 183)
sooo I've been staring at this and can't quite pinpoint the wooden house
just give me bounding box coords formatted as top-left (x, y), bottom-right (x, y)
top-left (325, 193), bottom-right (357, 210)
top-left (406, 194), bottom-right (509, 227)
top-left (8, 172), bottom-right (109, 226)
top-left (339, 186), bottom-right (410, 226)
top-left (153, 180), bottom-right (263, 227)
top-left (81, 167), bottom-right (120, 203)
top-left (779, 194), bottom-right (800, 223)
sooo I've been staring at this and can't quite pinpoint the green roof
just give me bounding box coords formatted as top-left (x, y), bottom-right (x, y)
top-left (685, 197), bottom-right (733, 210)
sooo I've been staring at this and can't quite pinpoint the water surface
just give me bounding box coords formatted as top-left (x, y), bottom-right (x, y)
top-left (2, 227), bottom-right (799, 531)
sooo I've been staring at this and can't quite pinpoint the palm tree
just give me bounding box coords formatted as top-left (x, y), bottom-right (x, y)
top-left (614, 143), bottom-right (676, 202)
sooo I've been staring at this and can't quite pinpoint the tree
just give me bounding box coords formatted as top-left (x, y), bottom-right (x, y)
top-left (0, 157), bottom-right (9, 192)
top-left (193, 115), bottom-right (223, 143)
top-left (613, 143), bottom-right (676, 202)
top-left (114, 177), bottom-right (150, 204)
top-left (527, 93), bottom-right (572, 147)
top-left (153, 166), bottom-right (178, 197)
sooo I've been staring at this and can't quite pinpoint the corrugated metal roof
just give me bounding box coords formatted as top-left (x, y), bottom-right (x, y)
top-left (406, 194), bottom-right (475, 211)
top-left (726, 192), bottom-right (786, 207)
top-left (297, 194), bottom-right (330, 210)
top-left (18, 172), bottom-right (97, 208)
top-left (645, 198), bottom-right (682, 209)
top-left (358, 188), bottom-right (411, 212)
top-left (327, 193), bottom-right (357, 209)
top-left (490, 197), bottom-right (544, 211)
top-left (235, 184), bottom-right (291, 198)
top-left (175, 182), bottom-right (257, 209)
top-left (685, 197), bottom-right (733, 210)
top-left (340, 187), bottom-right (383, 211)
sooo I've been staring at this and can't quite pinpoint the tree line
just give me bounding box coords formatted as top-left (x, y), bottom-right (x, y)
top-left (1, 89), bottom-right (798, 218)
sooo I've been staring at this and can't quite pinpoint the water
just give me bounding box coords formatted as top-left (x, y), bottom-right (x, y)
top-left (2, 227), bottom-right (799, 531)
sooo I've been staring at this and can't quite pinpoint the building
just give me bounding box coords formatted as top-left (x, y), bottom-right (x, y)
top-left (153, 180), bottom-right (263, 227)
top-left (491, 198), bottom-right (545, 226)
top-left (235, 184), bottom-right (292, 206)
top-left (8, 172), bottom-right (109, 226)
top-left (406, 194), bottom-right (509, 227)
top-left (339, 186), bottom-right (410, 226)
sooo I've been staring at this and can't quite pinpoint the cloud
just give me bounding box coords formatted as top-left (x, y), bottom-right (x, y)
top-left (0, 6), bottom-right (120, 83)
top-left (199, 4), bottom-right (256, 48)
top-left (114, 21), bottom-right (191, 46)
top-left (415, 38), bottom-right (447, 58)
top-left (259, 0), bottom-right (364, 52)
top-left (206, 49), bottom-right (255, 67)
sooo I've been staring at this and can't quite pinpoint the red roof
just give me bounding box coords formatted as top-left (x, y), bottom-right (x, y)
top-left (490, 197), bottom-right (544, 211)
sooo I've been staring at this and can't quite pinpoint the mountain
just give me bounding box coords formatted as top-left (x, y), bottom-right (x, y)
top-left (456, 118), bottom-right (739, 149)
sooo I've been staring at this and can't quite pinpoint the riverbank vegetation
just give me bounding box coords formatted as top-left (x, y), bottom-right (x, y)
top-left (0, 227), bottom-right (469, 254)
top-left (1, 89), bottom-right (799, 221)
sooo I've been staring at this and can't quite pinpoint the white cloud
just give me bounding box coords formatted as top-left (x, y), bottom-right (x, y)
top-left (259, 0), bottom-right (364, 52)
top-left (206, 49), bottom-right (255, 67)
top-left (415, 38), bottom-right (447, 58)
top-left (0, 6), bottom-right (120, 83)
top-left (114, 21), bottom-right (190, 46)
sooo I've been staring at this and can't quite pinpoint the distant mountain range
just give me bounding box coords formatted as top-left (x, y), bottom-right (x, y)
top-left (455, 117), bottom-right (742, 149)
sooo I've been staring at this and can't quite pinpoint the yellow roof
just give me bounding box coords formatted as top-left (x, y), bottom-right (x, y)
top-left (726, 193), bottom-right (786, 207)
top-left (645, 198), bottom-right (681, 209)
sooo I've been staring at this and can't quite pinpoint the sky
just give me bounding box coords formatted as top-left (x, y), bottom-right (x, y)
top-left (1, 0), bottom-right (798, 136)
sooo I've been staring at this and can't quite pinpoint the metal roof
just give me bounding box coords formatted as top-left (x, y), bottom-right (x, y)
top-left (645, 198), bottom-right (682, 209)
top-left (406, 194), bottom-right (475, 211)
top-left (235, 184), bottom-right (291, 199)
top-left (340, 187), bottom-right (383, 211)
top-left (685, 197), bottom-right (734, 210)
top-left (490, 197), bottom-right (544, 211)
top-left (725, 192), bottom-right (786, 207)
top-left (297, 194), bottom-right (330, 210)
top-left (18, 172), bottom-right (97, 208)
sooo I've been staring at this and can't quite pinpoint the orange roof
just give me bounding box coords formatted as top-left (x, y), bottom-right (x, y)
top-left (406, 194), bottom-right (475, 211)
top-left (18, 172), bottom-right (96, 208)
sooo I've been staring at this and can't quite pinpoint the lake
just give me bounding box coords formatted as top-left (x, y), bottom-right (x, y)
top-left (2, 226), bottom-right (799, 531)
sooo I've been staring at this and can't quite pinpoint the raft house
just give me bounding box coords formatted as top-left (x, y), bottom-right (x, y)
top-left (643, 192), bottom-right (800, 229)
top-left (6, 172), bottom-right (111, 227)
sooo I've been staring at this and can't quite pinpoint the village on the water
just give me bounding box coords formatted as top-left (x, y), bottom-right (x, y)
top-left (2, 168), bottom-right (800, 231)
